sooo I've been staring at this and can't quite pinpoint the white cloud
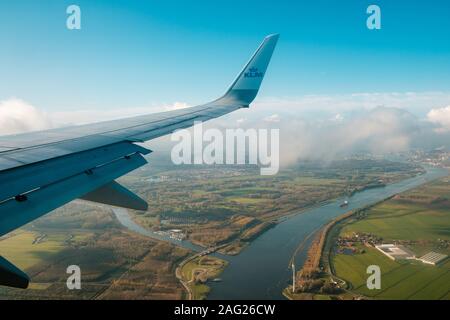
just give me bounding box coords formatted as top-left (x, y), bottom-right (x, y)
top-left (263, 114), bottom-right (281, 123)
top-left (274, 106), bottom-right (420, 165)
top-left (427, 105), bottom-right (450, 132)
top-left (0, 98), bottom-right (53, 136)
top-left (165, 101), bottom-right (190, 111)
top-left (217, 106), bottom-right (443, 166)
top-left (49, 101), bottom-right (191, 126)
top-left (0, 98), bottom-right (191, 136)
top-left (332, 113), bottom-right (344, 122)
top-left (2, 94), bottom-right (449, 167)
top-left (253, 92), bottom-right (450, 117)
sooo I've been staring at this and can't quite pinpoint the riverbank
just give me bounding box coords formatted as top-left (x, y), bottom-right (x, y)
top-left (125, 160), bottom-right (422, 253)
top-left (328, 175), bottom-right (450, 300)
top-left (288, 172), bottom-right (450, 300)
top-left (175, 242), bottom-right (229, 300)
top-left (177, 255), bottom-right (228, 300)
top-left (112, 165), bottom-right (446, 300)
top-left (208, 166), bottom-right (448, 299)
top-left (284, 202), bottom-right (384, 300)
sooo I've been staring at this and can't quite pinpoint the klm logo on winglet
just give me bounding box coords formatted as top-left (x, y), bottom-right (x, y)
top-left (244, 67), bottom-right (264, 78)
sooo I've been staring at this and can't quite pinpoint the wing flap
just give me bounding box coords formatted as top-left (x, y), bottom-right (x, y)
top-left (0, 135), bottom-right (125, 171)
top-left (0, 153), bottom-right (147, 236)
top-left (0, 142), bottom-right (151, 203)
top-left (80, 180), bottom-right (148, 211)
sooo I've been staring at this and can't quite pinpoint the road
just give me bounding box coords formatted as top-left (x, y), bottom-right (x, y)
top-left (175, 244), bottom-right (228, 300)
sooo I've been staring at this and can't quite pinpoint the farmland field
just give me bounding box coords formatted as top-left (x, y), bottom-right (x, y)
top-left (331, 177), bottom-right (450, 299)
top-left (0, 231), bottom-right (67, 270)
top-left (0, 204), bottom-right (190, 300)
top-left (0, 159), bottom-right (425, 299)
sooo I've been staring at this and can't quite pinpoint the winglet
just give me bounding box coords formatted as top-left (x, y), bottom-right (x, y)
top-left (220, 34), bottom-right (279, 106)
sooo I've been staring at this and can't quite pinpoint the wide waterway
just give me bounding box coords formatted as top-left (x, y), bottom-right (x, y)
top-left (112, 166), bottom-right (448, 300)
top-left (208, 166), bottom-right (448, 299)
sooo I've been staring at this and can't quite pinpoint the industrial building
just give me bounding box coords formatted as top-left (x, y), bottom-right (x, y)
top-left (418, 252), bottom-right (448, 265)
top-left (375, 244), bottom-right (416, 260)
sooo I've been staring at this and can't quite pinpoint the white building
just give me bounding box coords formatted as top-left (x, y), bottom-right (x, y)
top-left (375, 244), bottom-right (415, 260)
top-left (418, 252), bottom-right (448, 266)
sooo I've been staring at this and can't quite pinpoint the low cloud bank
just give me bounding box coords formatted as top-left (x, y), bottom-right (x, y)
top-left (274, 107), bottom-right (421, 165)
top-left (1, 96), bottom-right (449, 168)
top-left (253, 92), bottom-right (450, 117)
top-left (50, 101), bottom-right (190, 126)
top-left (427, 105), bottom-right (450, 132)
top-left (0, 98), bottom-right (53, 136)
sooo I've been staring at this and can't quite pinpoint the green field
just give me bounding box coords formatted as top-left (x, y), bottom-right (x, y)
top-left (333, 247), bottom-right (450, 299)
top-left (342, 201), bottom-right (449, 236)
top-left (0, 231), bottom-right (66, 270)
top-left (331, 178), bottom-right (450, 300)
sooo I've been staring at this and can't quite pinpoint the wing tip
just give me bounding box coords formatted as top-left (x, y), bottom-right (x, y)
top-left (265, 33), bottom-right (280, 40)
top-left (218, 33), bottom-right (279, 105)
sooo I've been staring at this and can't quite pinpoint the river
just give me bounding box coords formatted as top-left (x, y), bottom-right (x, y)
top-left (207, 166), bottom-right (448, 299)
top-left (112, 207), bottom-right (205, 252)
top-left (112, 166), bottom-right (448, 300)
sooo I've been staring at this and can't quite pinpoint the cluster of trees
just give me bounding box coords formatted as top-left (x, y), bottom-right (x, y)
top-left (296, 278), bottom-right (343, 295)
top-left (296, 269), bottom-right (343, 295)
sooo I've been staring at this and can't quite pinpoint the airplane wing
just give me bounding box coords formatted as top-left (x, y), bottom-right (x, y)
top-left (0, 34), bottom-right (279, 288)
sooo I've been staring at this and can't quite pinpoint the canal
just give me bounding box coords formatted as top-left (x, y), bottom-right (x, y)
top-left (113, 167), bottom-right (448, 300)
top-left (207, 167), bottom-right (448, 299)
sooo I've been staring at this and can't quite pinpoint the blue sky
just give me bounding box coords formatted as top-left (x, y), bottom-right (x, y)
top-left (1, 0), bottom-right (450, 112)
